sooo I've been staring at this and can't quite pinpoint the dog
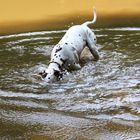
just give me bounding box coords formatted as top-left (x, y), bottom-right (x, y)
top-left (39, 8), bottom-right (99, 82)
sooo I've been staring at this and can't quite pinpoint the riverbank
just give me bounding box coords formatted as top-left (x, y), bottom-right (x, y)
top-left (0, 12), bottom-right (140, 35)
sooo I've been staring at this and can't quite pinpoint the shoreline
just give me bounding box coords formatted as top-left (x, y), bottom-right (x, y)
top-left (0, 12), bottom-right (140, 36)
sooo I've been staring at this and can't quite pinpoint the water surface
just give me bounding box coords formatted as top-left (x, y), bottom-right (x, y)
top-left (0, 28), bottom-right (140, 140)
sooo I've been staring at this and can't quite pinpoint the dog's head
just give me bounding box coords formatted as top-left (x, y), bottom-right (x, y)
top-left (39, 69), bottom-right (62, 82)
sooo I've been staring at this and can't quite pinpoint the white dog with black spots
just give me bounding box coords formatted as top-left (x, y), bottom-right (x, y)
top-left (39, 8), bottom-right (99, 82)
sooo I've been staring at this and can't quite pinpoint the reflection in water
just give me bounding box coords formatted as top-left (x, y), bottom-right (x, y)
top-left (0, 28), bottom-right (140, 139)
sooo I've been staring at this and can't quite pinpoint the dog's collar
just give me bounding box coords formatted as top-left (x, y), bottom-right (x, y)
top-left (49, 61), bottom-right (61, 69)
top-left (49, 61), bottom-right (64, 80)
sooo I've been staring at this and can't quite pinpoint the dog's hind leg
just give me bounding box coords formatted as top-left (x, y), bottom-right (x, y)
top-left (86, 30), bottom-right (99, 61)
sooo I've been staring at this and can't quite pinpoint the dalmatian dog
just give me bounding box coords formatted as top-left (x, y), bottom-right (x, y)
top-left (39, 8), bottom-right (99, 82)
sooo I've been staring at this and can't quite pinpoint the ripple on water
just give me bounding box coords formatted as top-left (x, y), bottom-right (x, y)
top-left (0, 28), bottom-right (140, 139)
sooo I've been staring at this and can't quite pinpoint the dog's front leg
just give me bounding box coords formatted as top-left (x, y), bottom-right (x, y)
top-left (72, 63), bottom-right (81, 70)
top-left (66, 52), bottom-right (81, 70)
top-left (72, 51), bottom-right (81, 70)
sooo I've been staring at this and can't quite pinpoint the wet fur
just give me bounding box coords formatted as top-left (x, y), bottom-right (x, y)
top-left (39, 8), bottom-right (99, 82)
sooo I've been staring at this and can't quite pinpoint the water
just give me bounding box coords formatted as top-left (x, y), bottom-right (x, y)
top-left (0, 27), bottom-right (140, 140)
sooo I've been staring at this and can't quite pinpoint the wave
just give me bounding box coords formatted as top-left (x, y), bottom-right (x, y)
top-left (0, 30), bottom-right (66, 39)
top-left (108, 27), bottom-right (140, 31)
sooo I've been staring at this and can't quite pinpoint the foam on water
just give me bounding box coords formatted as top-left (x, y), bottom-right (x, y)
top-left (108, 27), bottom-right (140, 31)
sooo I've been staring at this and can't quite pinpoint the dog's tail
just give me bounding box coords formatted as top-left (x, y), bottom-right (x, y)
top-left (82, 7), bottom-right (96, 26)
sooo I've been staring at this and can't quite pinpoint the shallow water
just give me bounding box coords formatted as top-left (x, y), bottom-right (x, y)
top-left (0, 27), bottom-right (140, 140)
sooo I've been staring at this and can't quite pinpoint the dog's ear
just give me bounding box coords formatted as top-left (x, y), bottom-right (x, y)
top-left (54, 70), bottom-right (60, 78)
top-left (39, 70), bottom-right (48, 78)
top-left (54, 69), bottom-right (63, 80)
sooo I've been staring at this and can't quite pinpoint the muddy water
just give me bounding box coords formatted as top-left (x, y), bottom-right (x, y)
top-left (0, 28), bottom-right (140, 140)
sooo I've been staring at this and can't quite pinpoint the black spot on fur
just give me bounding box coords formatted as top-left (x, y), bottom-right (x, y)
top-left (55, 47), bottom-right (62, 53)
top-left (72, 47), bottom-right (76, 51)
top-left (79, 34), bottom-right (81, 37)
top-left (65, 43), bottom-right (68, 45)
top-left (60, 58), bottom-right (66, 63)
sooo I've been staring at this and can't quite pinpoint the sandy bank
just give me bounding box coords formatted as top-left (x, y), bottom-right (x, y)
top-left (0, 12), bottom-right (140, 35)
